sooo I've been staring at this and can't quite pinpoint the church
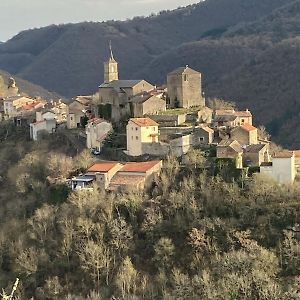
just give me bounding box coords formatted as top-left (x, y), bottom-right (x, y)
top-left (98, 44), bottom-right (154, 122)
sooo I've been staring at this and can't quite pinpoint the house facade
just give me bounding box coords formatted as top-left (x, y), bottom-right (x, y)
top-left (260, 151), bottom-right (296, 184)
top-left (86, 118), bottom-right (112, 151)
top-left (231, 124), bottom-right (258, 146)
top-left (167, 66), bottom-right (205, 108)
top-left (130, 93), bottom-right (166, 117)
top-left (193, 126), bottom-right (214, 145)
top-left (126, 118), bottom-right (159, 156)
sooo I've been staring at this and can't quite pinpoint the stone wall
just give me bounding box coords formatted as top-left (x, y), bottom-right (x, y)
top-left (141, 142), bottom-right (170, 157)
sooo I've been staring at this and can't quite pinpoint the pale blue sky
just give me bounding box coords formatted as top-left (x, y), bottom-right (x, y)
top-left (0, 0), bottom-right (199, 41)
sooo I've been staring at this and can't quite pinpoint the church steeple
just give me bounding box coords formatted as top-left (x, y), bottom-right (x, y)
top-left (104, 41), bottom-right (119, 83)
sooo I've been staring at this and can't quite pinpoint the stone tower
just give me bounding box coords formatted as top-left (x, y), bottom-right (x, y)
top-left (167, 66), bottom-right (205, 108)
top-left (104, 42), bottom-right (119, 83)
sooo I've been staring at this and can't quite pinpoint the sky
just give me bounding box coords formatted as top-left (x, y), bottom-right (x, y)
top-left (0, 0), bottom-right (199, 42)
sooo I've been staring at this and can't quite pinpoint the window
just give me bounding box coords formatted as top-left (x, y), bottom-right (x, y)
top-left (199, 137), bottom-right (205, 142)
top-left (131, 136), bottom-right (133, 140)
top-left (184, 75), bottom-right (188, 81)
top-left (131, 127), bottom-right (134, 130)
top-left (153, 127), bottom-right (155, 131)
top-left (136, 127), bottom-right (138, 131)
top-left (136, 136), bottom-right (138, 140)
top-left (146, 126), bottom-right (149, 129)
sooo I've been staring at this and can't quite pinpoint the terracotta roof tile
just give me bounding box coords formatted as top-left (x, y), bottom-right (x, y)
top-left (121, 160), bottom-right (162, 173)
top-left (235, 110), bottom-right (252, 117)
top-left (130, 117), bottom-right (158, 127)
top-left (273, 151), bottom-right (294, 158)
top-left (88, 162), bottom-right (121, 172)
top-left (240, 124), bottom-right (257, 132)
top-left (292, 150), bottom-right (300, 157)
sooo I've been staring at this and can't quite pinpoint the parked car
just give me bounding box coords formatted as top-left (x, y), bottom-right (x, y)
top-left (91, 148), bottom-right (101, 155)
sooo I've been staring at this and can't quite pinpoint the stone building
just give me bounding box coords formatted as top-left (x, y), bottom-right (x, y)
top-left (260, 151), bottom-right (296, 184)
top-left (243, 144), bottom-right (270, 167)
top-left (193, 126), bottom-right (214, 145)
top-left (66, 100), bottom-right (90, 129)
top-left (98, 46), bottom-right (154, 122)
top-left (167, 66), bottom-right (205, 108)
top-left (231, 124), bottom-right (258, 146)
top-left (126, 117), bottom-right (159, 156)
top-left (216, 140), bottom-right (243, 169)
top-left (85, 118), bottom-right (112, 152)
top-left (130, 92), bottom-right (166, 117)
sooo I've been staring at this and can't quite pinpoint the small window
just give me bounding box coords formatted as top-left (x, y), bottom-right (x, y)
top-left (136, 136), bottom-right (138, 140)
top-left (184, 75), bottom-right (188, 81)
top-left (136, 127), bottom-right (138, 131)
top-left (153, 127), bottom-right (155, 131)
top-left (199, 137), bottom-right (205, 142)
top-left (131, 136), bottom-right (133, 140)
top-left (131, 127), bottom-right (134, 130)
top-left (70, 116), bottom-right (73, 121)
top-left (146, 126), bottom-right (149, 129)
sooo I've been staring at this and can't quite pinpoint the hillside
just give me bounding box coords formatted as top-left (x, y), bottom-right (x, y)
top-left (0, 70), bottom-right (63, 100)
top-left (0, 0), bottom-right (290, 96)
top-left (1, 0), bottom-right (300, 145)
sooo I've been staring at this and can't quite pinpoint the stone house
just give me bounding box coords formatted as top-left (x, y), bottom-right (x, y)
top-left (126, 117), bottom-right (159, 156)
top-left (30, 119), bottom-right (56, 141)
top-left (129, 92), bottom-right (166, 117)
top-left (260, 151), bottom-right (296, 184)
top-left (243, 144), bottom-right (270, 167)
top-left (85, 118), bottom-right (113, 152)
top-left (109, 160), bottom-right (163, 191)
top-left (193, 126), bottom-right (214, 145)
top-left (70, 160), bottom-right (162, 191)
top-left (231, 124), bottom-right (258, 146)
top-left (169, 134), bottom-right (193, 157)
top-left (66, 100), bottom-right (88, 129)
top-left (36, 110), bottom-right (57, 122)
top-left (216, 139), bottom-right (243, 168)
top-left (213, 109), bottom-right (252, 127)
top-left (167, 66), bottom-right (205, 108)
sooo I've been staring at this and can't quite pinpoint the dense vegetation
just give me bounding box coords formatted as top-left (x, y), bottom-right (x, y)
top-left (1, 123), bottom-right (300, 299)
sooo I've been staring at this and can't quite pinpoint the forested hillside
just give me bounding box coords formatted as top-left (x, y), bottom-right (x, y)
top-left (0, 123), bottom-right (300, 299)
top-left (0, 0), bottom-right (290, 96)
top-left (1, 0), bottom-right (300, 146)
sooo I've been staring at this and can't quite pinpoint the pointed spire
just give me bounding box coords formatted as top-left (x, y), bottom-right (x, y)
top-left (109, 40), bottom-right (116, 62)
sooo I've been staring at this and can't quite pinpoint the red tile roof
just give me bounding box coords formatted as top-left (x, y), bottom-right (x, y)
top-left (87, 162), bottom-right (121, 172)
top-left (130, 117), bottom-right (158, 127)
top-left (240, 124), bottom-right (257, 132)
top-left (293, 150), bottom-right (300, 157)
top-left (121, 160), bottom-right (162, 173)
top-left (273, 151), bottom-right (294, 158)
top-left (235, 110), bottom-right (252, 117)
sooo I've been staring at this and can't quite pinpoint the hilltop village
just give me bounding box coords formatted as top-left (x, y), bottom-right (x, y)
top-left (0, 46), bottom-right (298, 191)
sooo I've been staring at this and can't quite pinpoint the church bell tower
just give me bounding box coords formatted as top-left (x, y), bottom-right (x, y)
top-left (104, 41), bottom-right (119, 83)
